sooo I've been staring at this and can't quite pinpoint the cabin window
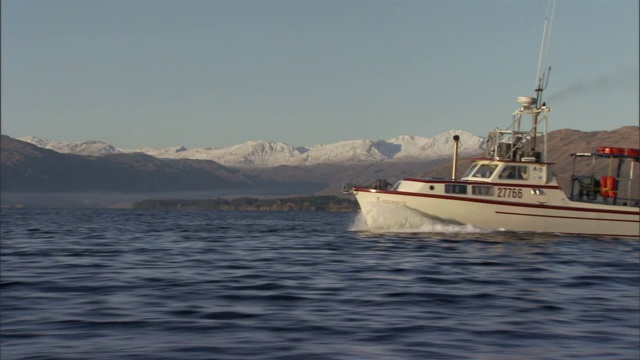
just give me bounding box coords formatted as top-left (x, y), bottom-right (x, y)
top-left (462, 164), bottom-right (479, 178)
top-left (499, 165), bottom-right (529, 180)
top-left (472, 185), bottom-right (494, 196)
top-left (471, 164), bottom-right (498, 178)
top-left (445, 184), bottom-right (467, 194)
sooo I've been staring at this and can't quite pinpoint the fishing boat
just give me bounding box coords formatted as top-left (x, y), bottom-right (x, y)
top-left (343, 3), bottom-right (640, 238)
top-left (343, 109), bottom-right (639, 237)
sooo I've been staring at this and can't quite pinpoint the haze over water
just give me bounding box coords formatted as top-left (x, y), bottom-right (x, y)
top-left (1, 208), bottom-right (638, 360)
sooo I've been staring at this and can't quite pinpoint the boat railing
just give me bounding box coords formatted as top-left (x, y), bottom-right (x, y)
top-left (487, 101), bottom-right (550, 162)
top-left (570, 151), bottom-right (640, 207)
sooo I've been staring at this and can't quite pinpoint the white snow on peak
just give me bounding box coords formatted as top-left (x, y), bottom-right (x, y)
top-left (17, 137), bottom-right (120, 156)
top-left (296, 140), bottom-right (387, 165)
top-left (126, 145), bottom-right (189, 158)
top-left (17, 130), bottom-right (485, 167)
top-left (131, 141), bottom-right (304, 166)
top-left (17, 136), bottom-right (51, 148)
top-left (202, 141), bottom-right (303, 166)
top-left (387, 130), bottom-right (485, 159)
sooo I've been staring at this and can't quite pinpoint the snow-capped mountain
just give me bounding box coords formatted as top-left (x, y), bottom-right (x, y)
top-left (386, 131), bottom-right (485, 159)
top-left (16, 136), bottom-right (120, 156)
top-left (141, 141), bottom-right (306, 166)
top-left (18, 130), bottom-right (485, 167)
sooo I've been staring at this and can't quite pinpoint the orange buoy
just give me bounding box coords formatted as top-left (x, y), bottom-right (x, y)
top-left (599, 176), bottom-right (617, 198)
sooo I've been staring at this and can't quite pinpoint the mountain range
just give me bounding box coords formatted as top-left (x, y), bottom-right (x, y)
top-left (2, 126), bottom-right (639, 208)
top-left (17, 130), bottom-right (485, 167)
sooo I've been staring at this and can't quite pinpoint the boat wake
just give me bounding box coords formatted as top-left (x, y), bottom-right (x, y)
top-left (348, 203), bottom-right (492, 234)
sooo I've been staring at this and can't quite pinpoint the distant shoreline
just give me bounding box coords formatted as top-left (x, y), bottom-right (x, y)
top-left (132, 195), bottom-right (358, 212)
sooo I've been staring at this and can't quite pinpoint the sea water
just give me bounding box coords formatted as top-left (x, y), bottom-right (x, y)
top-left (1, 207), bottom-right (638, 360)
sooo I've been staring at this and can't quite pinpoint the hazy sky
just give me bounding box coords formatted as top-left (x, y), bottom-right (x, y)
top-left (2, 0), bottom-right (638, 149)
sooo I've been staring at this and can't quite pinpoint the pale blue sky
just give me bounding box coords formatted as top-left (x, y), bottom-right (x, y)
top-left (2, 0), bottom-right (638, 149)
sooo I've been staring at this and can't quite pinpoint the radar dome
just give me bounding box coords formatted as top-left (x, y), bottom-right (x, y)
top-left (517, 96), bottom-right (536, 107)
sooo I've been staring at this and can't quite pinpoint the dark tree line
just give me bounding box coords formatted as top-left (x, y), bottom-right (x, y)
top-left (133, 195), bottom-right (358, 211)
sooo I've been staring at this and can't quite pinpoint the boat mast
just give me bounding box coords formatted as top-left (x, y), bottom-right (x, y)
top-left (532, 0), bottom-right (555, 154)
top-left (535, 0), bottom-right (555, 108)
top-left (486, 1), bottom-right (556, 163)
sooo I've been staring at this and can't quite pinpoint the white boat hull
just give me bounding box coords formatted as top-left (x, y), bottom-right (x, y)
top-left (354, 188), bottom-right (640, 238)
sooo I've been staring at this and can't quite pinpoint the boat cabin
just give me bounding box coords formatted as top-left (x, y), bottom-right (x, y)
top-left (455, 96), bottom-right (554, 186)
top-left (460, 159), bottom-right (552, 185)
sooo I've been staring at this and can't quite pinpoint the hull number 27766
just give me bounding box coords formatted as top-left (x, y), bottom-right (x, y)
top-left (497, 187), bottom-right (523, 199)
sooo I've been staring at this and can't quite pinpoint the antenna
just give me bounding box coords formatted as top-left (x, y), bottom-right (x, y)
top-left (534, 0), bottom-right (555, 106)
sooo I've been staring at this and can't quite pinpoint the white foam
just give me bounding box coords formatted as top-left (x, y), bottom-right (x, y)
top-left (348, 202), bottom-right (491, 234)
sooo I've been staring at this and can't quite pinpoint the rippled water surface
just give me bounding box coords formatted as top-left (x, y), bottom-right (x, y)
top-left (1, 208), bottom-right (638, 360)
